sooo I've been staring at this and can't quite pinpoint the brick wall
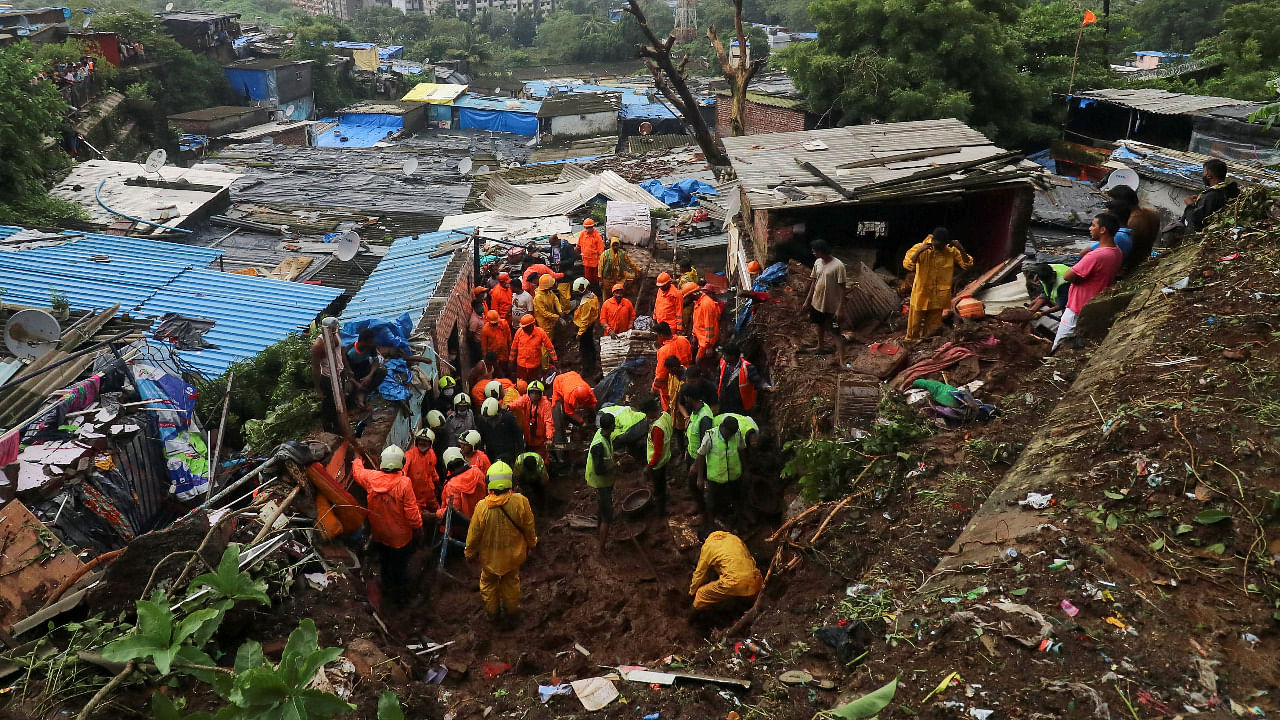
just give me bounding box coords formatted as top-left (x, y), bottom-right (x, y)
top-left (269, 125), bottom-right (309, 146)
top-left (715, 98), bottom-right (807, 136)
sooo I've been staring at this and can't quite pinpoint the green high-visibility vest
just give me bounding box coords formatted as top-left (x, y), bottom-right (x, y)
top-left (599, 405), bottom-right (646, 441)
top-left (687, 404), bottom-right (713, 459)
top-left (715, 413), bottom-right (759, 439)
top-left (647, 411), bottom-right (674, 469)
top-left (585, 429), bottom-right (614, 488)
top-left (515, 451), bottom-right (546, 481)
top-left (704, 429), bottom-right (743, 484)
top-left (1040, 264), bottom-right (1070, 303)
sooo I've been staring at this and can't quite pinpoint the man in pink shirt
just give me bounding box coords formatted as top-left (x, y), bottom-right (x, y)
top-left (1053, 213), bottom-right (1124, 352)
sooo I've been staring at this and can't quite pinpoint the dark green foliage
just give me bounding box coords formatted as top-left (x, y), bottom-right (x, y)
top-left (196, 332), bottom-right (317, 453)
top-left (1173, 0), bottom-right (1280, 100)
top-left (94, 10), bottom-right (234, 115)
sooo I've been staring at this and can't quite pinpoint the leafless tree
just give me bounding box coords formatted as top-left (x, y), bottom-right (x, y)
top-left (708, 0), bottom-right (766, 137)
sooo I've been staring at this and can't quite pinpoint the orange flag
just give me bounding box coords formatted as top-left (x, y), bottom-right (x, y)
top-left (1082, 9), bottom-right (1098, 25)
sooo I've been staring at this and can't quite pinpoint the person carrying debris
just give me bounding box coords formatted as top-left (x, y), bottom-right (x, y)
top-left (654, 272), bottom-right (684, 332)
top-left (509, 314), bottom-right (558, 382)
top-left (598, 402), bottom-right (650, 459)
top-left (465, 461), bottom-right (538, 621)
top-left (697, 414), bottom-right (746, 529)
top-left (688, 283), bottom-right (721, 362)
top-left (509, 379), bottom-right (554, 462)
top-left (689, 531), bottom-right (763, 611)
top-left (717, 344), bottom-right (769, 415)
top-left (551, 370), bottom-right (597, 447)
top-left (577, 218), bottom-right (605, 286)
top-left (1182, 158), bottom-right (1239, 233)
top-left (571, 277), bottom-right (601, 377)
top-left (586, 410), bottom-right (618, 551)
top-left (599, 283), bottom-right (636, 336)
top-left (405, 428), bottom-right (440, 516)
top-left (458, 429), bottom-right (491, 475)
top-left (1053, 213), bottom-right (1124, 353)
top-left (1025, 263), bottom-right (1071, 318)
top-left (480, 310), bottom-right (512, 375)
top-left (478, 397), bottom-right (525, 466)
top-left (514, 450), bottom-right (550, 510)
top-left (352, 445), bottom-right (423, 591)
top-left (903, 228), bottom-right (973, 343)
top-left (652, 322), bottom-right (693, 411)
top-left (804, 239), bottom-right (850, 352)
top-left (599, 238), bottom-right (642, 296)
top-left (533, 274), bottom-right (565, 338)
top-left (645, 399), bottom-right (675, 514)
top-left (438, 446), bottom-right (488, 530)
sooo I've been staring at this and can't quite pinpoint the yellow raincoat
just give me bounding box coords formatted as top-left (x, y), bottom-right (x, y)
top-left (689, 531), bottom-right (763, 609)
top-left (902, 240), bottom-right (973, 341)
top-left (465, 491), bottom-right (538, 616)
top-left (573, 292), bottom-right (600, 337)
top-left (599, 246), bottom-right (641, 288)
top-left (533, 287), bottom-right (564, 336)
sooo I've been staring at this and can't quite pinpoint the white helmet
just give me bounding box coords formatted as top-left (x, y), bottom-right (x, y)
top-left (426, 410), bottom-right (445, 428)
top-left (460, 429), bottom-right (482, 448)
top-left (453, 393), bottom-right (470, 408)
top-left (379, 445), bottom-right (405, 471)
top-left (481, 397), bottom-right (500, 417)
top-left (414, 427), bottom-right (435, 443)
top-left (484, 380), bottom-right (502, 399)
top-left (572, 277), bottom-right (589, 293)
top-left (442, 446), bottom-right (465, 469)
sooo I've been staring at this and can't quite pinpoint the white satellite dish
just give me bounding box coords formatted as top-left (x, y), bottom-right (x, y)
top-left (475, 165), bottom-right (490, 174)
top-left (81, 16), bottom-right (91, 28)
top-left (283, 104), bottom-right (295, 117)
top-left (165, 2), bottom-right (174, 9)
top-left (1103, 168), bottom-right (1140, 192)
top-left (143, 148), bottom-right (167, 174)
top-left (403, 157), bottom-right (418, 177)
top-left (334, 231), bottom-right (361, 261)
top-left (5, 309), bottom-right (61, 362)
top-left (458, 157), bottom-right (473, 175)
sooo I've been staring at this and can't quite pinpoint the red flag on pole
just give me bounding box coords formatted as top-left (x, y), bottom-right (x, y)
top-left (1082, 9), bottom-right (1098, 25)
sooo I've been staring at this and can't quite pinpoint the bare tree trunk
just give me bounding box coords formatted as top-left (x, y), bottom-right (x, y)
top-left (708, 0), bottom-right (766, 137)
top-left (625, 0), bottom-right (730, 169)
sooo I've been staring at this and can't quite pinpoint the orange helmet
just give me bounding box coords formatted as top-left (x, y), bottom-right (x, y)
top-left (516, 379), bottom-right (528, 392)
top-left (471, 286), bottom-right (487, 298)
top-left (520, 314), bottom-right (535, 326)
top-left (655, 272), bottom-right (672, 286)
top-left (582, 218), bottom-right (596, 227)
top-left (681, 282), bottom-right (700, 296)
top-left (572, 385), bottom-right (596, 408)
top-left (498, 271), bottom-right (510, 283)
top-left (612, 283), bottom-right (625, 293)
top-left (747, 260), bottom-right (762, 273)
top-left (538, 275), bottom-right (556, 290)
top-left (486, 309), bottom-right (499, 322)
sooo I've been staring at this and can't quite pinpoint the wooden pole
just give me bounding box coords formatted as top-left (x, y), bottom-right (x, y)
top-left (1067, 22), bottom-right (1086, 95)
top-left (321, 317), bottom-right (349, 430)
top-left (207, 370), bottom-right (234, 499)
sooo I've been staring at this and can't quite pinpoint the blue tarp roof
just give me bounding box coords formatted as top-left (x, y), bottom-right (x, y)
top-left (314, 112), bottom-right (404, 147)
top-left (0, 226), bottom-right (340, 376)
top-left (520, 81), bottom-right (709, 119)
top-left (452, 93), bottom-right (541, 113)
top-left (325, 42), bottom-right (403, 59)
top-left (340, 229), bottom-right (470, 323)
top-left (1134, 51), bottom-right (1189, 58)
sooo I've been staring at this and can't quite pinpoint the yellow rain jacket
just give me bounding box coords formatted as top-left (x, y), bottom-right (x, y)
top-left (599, 247), bottom-right (641, 286)
top-left (465, 491), bottom-right (538, 576)
top-left (573, 292), bottom-right (600, 337)
top-left (533, 288), bottom-right (564, 335)
top-left (903, 241), bottom-right (974, 310)
top-left (689, 531), bottom-right (763, 609)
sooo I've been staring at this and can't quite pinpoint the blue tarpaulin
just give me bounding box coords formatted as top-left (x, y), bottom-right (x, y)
top-left (315, 112), bottom-right (403, 147)
top-left (458, 107), bottom-right (538, 135)
top-left (225, 66), bottom-right (274, 101)
top-left (340, 314), bottom-right (416, 400)
top-left (640, 178), bottom-right (717, 207)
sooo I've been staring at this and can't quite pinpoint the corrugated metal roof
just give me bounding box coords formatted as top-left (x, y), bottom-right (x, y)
top-left (1073, 88), bottom-right (1254, 116)
top-left (481, 164), bottom-right (667, 217)
top-left (721, 118), bottom-right (1026, 210)
top-left (537, 92), bottom-right (622, 118)
top-left (452, 94), bottom-right (542, 114)
top-left (1111, 140), bottom-right (1280, 190)
top-left (340, 229), bottom-right (470, 323)
top-left (626, 133), bottom-right (694, 153)
top-left (138, 268), bottom-right (341, 375)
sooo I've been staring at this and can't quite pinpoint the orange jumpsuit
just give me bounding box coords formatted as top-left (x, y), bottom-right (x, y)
top-left (578, 228), bottom-right (605, 284)
top-left (488, 283), bottom-right (513, 321)
top-left (653, 335), bottom-right (693, 410)
top-left (551, 371), bottom-right (596, 417)
top-left (653, 284), bottom-right (683, 332)
top-left (479, 319), bottom-right (512, 361)
top-left (692, 294), bottom-right (720, 359)
top-left (403, 446), bottom-right (439, 515)
top-left (509, 393), bottom-right (554, 460)
top-left (352, 459), bottom-right (422, 549)
top-left (509, 326), bottom-right (557, 379)
top-left (437, 465), bottom-right (488, 523)
top-left (599, 296), bottom-right (636, 335)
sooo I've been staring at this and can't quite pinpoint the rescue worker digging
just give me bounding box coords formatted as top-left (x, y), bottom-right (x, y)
top-left (689, 531), bottom-right (763, 612)
top-left (465, 461), bottom-right (538, 621)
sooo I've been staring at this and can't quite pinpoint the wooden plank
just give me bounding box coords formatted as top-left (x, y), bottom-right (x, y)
top-left (0, 500), bottom-right (85, 630)
top-left (268, 256), bottom-right (313, 281)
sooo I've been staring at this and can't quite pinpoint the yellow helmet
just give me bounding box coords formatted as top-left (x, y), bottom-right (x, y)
top-left (438, 375), bottom-right (456, 391)
top-left (487, 461), bottom-right (513, 491)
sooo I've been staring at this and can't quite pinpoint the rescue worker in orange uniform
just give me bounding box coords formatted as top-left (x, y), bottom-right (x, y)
top-left (652, 322), bottom-right (693, 411)
top-left (404, 428), bottom-right (440, 516)
top-left (465, 461), bottom-right (538, 620)
top-left (479, 310), bottom-right (512, 374)
top-left (509, 314), bottom-right (557, 382)
top-left (459, 429), bottom-right (491, 476)
top-left (489, 272), bottom-right (514, 321)
top-left (577, 218), bottom-right (605, 286)
top-left (686, 282), bottom-right (720, 361)
top-left (716, 343), bottom-right (769, 415)
top-left (599, 283), bottom-right (636, 336)
top-left (689, 531), bottom-right (763, 611)
top-left (437, 446), bottom-right (488, 534)
top-left (509, 379), bottom-right (554, 462)
top-left (352, 445), bottom-right (423, 591)
top-left (551, 370), bottom-right (597, 447)
top-left (653, 272), bottom-right (683, 332)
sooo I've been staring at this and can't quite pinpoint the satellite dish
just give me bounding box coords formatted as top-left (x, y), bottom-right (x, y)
top-left (5, 309), bottom-right (61, 362)
top-left (403, 157), bottom-right (418, 177)
top-left (143, 148), bottom-right (167, 173)
top-left (475, 165), bottom-right (490, 174)
top-left (262, 135), bottom-right (274, 145)
top-left (334, 231), bottom-right (361, 262)
top-left (458, 157), bottom-right (473, 175)
top-left (639, 121), bottom-right (653, 136)
top-left (1103, 168), bottom-right (1140, 192)
top-left (81, 16), bottom-right (91, 28)
top-left (165, 2), bottom-right (174, 9)
top-left (283, 104), bottom-right (296, 117)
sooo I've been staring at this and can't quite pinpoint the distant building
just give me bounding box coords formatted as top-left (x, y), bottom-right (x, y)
top-left (1130, 50), bottom-right (1190, 70)
top-left (537, 92), bottom-right (621, 142)
top-left (0, 6), bottom-right (70, 47)
top-left (755, 25), bottom-right (817, 51)
top-left (714, 74), bottom-right (817, 136)
top-left (156, 11), bottom-right (241, 63)
top-left (169, 105), bottom-right (270, 136)
top-left (224, 58), bottom-right (315, 120)
top-left (450, 0), bottom-right (556, 15)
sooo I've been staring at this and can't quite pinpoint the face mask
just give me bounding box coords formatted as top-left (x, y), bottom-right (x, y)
top-left (444, 388), bottom-right (454, 398)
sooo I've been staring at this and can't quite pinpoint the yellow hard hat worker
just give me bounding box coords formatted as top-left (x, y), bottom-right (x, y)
top-left (487, 461), bottom-right (513, 491)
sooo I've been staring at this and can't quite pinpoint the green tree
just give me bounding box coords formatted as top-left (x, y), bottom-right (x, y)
top-left (1119, 0), bottom-right (1232, 54)
top-left (0, 41), bottom-right (83, 225)
top-left (95, 10), bottom-right (233, 114)
top-left (350, 6), bottom-right (432, 45)
top-left (776, 0), bottom-right (1047, 147)
top-left (513, 9), bottom-right (536, 46)
top-left (1015, 1), bottom-right (1110, 96)
top-left (1175, 0), bottom-right (1280, 100)
top-left (283, 20), bottom-right (355, 115)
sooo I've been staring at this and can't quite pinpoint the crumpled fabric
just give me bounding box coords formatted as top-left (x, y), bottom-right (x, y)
top-left (640, 178), bottom-right (717, 207)
top-left (152, 313), bottom-right (218, 350)
top-left (340, 313), bottom-right (413, 354)
top-left (593, 360), bottom-right (644, 407)
top-left (814, 620), bottom-right (874, 666)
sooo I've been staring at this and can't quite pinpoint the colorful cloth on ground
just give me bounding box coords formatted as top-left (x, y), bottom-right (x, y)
top-left (132, 363), bottom-right (209, 500)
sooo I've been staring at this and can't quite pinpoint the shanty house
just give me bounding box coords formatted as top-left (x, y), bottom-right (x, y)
top-left (224, 58), bottom-right (315, 121)
top-left (450, 94), bottom-right (541, 135)
top-left (536, 93), bottom-right (621, 141)
top-left (314, 101), bottom-right (425, 148)
top-left (720, 119), bottom-right (1033, 277)
top-left (168, 105), bottom-right (269, 136)
top-left (156, 11), bottom-right (241, 63)
top-left (401, 82), bottom-right (468, 128)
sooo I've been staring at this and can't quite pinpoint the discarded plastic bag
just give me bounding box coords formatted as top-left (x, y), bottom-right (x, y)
top-left (815, 621), bottom-right (873, 666)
